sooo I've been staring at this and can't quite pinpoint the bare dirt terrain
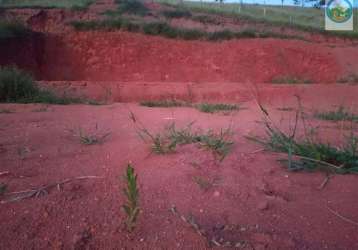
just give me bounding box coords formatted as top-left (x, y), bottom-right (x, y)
top-left (1, 0), bottom-right (358, 249)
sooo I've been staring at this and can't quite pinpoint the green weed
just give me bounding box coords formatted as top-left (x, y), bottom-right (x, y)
top-left (0, 108), bottom-right (13, 114)
top-left (123, 164), bottom-right (140, 232)
top-left (314, 106), bottom-right (358, 122)
top-left (337, 74), bottom-right (358, 84)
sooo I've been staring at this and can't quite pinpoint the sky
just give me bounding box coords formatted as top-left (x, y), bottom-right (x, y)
top-left (191, 0), bottom-right (358, 7)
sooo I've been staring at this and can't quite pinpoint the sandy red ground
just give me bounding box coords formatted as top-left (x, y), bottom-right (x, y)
top-left (1, 87), bottom-right (358, 249)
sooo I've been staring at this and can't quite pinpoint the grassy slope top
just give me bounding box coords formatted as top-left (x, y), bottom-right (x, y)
top-left (156, 0), bottom-right (358, 38)
top-left (0, 0), bottom-right (94, 9)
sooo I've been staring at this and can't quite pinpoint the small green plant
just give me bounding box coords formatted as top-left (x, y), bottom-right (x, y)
top-left (271, 75), bottom-right (312, 84)
top-left (0, 183), bottom-right (7, 196)
top-left (196, 103), bottom-right (239, 113)
top-left (123, 164), bottom-right (140, 232)
top-left (140, 100), bottom-right (186, 108)
top-left (161, 9), bottom-right (192, 19)
top-left (314, 106), bottom-right (358, 122)
top-left (115, 0), bottom-right (148, 16)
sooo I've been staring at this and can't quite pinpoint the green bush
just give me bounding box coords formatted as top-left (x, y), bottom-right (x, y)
top-left (0, 66), bottom-right (80, 104)
top-left (0, 21), bottom-right (31, 40)
top-left (115, 0), bottom-right (148, 16)
top-left (0, 66), bottom-right (39, 102)
top-left (161, 9), bottom-right (192, 19)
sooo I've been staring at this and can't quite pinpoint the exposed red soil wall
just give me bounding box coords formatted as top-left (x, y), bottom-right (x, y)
top-left (0, 31), bottom-right (342, 83)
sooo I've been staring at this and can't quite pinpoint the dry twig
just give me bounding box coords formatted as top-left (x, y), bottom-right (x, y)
top-left (1, 176), bottom-right (103, 204)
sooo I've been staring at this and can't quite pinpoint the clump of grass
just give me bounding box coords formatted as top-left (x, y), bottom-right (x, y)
top-left (123, 164), bottom-right (140, 232)
top-left (115, 0), bottom-right (148, 16)
top-left (76, 127), bottom-right (111, 145)
top-left (193, 176), bottom-right (212, 191)
top-left (271, 75), bottom-right (312, 84)
top-left (191, 15), bottom-right (221, 25)
top-left (161, 9), bottom-right (192, 19)
top-left (196, 103), bottom-right (239, 113)
top-left (337, 74), bottom-right (358, 84)
top-left (196, 129), bottom-right (234, 161)
top-left (130, 112), bottom-right (233, 159)
top-left (249, 101), bottom-right (358, 174)
top-left (0, 21), bottom-right (32, 40)
top-left (142, 22), bottom-right (206, 40)
top-left (314, 106), bottom-right (358, 122)
top-left (0, 108), bottom-right (13, 114)
top-left (140, 100), bottom-right (186, 108)
top-left (0, 66), bottom-right (81, 104)
top-left (0, 183), bottom-right (7, 196)
top-left (277, 107), bottom-right (294, 112)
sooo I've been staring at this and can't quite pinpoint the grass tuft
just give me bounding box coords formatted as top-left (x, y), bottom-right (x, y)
top-left (0, 183), bottom-right (7, 196)
top-left (140, 100), bottom-right (186, 108)
top-left (337, 74), bottom-right (358, 84)
top-left (115, 0), bottom-right (148, 16)
top-left (161, 9), bottom-right (192, 19)
top-left (123, 163), bottom-right (140, 232)
top-left (249, 101), bottom-right (358, 174)
top-left (0, 21), bottom-right (32, 40)
top-left (196, 103), bottom-right (239, 113)
top-left (271, 75), bottom-right (312, 84)
top-left (314, 106), bottom-right (358, 122)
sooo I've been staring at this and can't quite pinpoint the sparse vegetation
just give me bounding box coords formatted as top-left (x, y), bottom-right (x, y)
top-left (75, 126), bottom-right (110, 145)
top-left (123, 164), bottom-right (140, 232)
top-left (71, 18), bottom-right (304, 41)
top-left (0, 108), bottom-right (13, 114)
top-left (271, 75), bottom-right (312, 84)
top-left (193, 176), bottom-right (212, 191)
top-left (249, 101), bottom-right (358, 174)
top-left (161, 9), bottom-right (192, 19)
top-left (140, 100), bottom-right (186, 108)
top-left (337, 74), bottom-right (358, 84)
top-left (314, 106), bottom-right (358, 122)
top-left (155, 0), bottom-right (358, 39)
top-left (0, 0), bottom-right (94, 9)
top-left (0, 21), bottom-right (32, 40)
top-left (0, 66), bottom-right (88, 104)
top-left (130, 112), bottom-right (233, 159)
top-left (0, 183), bottom-right (7, 196)
top-left (196, 103), bottom-right (239, 113)
top-left (191, 15), bottom-right (221, 25)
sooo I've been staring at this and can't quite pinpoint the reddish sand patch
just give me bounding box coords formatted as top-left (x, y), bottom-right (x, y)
top-left (1, 88), bottom-right (358, 249)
